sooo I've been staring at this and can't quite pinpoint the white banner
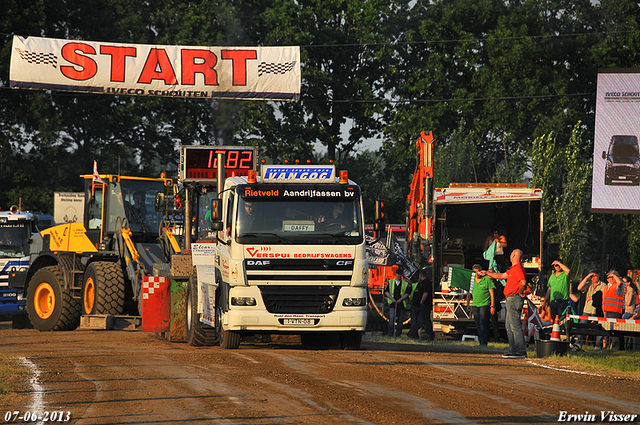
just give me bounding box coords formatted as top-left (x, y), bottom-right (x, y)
top-left (10, 35), bottom-right (300, 101)
top-left (592, 70), bottom-right (640, 213)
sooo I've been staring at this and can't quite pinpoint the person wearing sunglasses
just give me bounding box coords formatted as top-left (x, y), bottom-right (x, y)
top-left (545, 260), bottom-right (570, 322)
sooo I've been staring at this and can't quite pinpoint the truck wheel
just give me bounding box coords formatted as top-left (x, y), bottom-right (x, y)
top-left (186, 274), bottom-right (219, 346)
top-left (301, 332), bottom-right (340, 348)
top-left (339, 331), bottom-right (363, 350)
top-left (81, 262), bottom-right (125, 316)
top-left (11, 315), bottom-right (32, 329)
top-left (216, 306), bottom-right (240, 349)
top-left (27, 266), bottom-right (80, 331)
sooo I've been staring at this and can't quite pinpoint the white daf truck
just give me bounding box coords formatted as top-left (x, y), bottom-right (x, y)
top-left (186, 163), bottom-right (377, 350)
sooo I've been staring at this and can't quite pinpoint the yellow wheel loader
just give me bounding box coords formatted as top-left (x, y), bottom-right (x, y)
top-left (15, 173), bottom-right (179, 331)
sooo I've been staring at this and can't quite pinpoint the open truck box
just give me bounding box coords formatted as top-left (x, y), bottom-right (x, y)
top-left (431, 186), bottom-right (544, 334)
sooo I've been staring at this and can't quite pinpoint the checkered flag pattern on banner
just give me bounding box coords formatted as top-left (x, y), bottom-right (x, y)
top-left (15, 48), bottom-right (58, 68)
top-left (258, 61), bottom-right (296, 77)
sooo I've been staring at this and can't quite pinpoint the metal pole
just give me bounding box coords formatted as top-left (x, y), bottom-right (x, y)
top-left (216, 152), bottom-right (225, 240)
top-left (184, 186), bottom-right (191, 251)
top-left (217, 152), bottom-right (225, 195)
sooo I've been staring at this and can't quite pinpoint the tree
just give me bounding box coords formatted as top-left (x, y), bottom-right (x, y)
top-left (251, 0), bottom-right (406, 164)
top-left (531, 123), bottom-right (592, 276)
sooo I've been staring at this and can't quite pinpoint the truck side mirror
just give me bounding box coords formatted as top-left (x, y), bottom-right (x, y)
top-left (210, 198), bottom-right (223, 231)
top-left (155, 192), bottom-right (165, 212)
top-left (374, 199), bottom-right (385, 232)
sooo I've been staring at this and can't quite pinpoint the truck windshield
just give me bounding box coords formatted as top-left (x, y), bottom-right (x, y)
top-left (0, 223), bottom-right (30, 258)
top-left (610, 143), bottom-right (639, 163)
top-left (235, 184), bottom-right (363, 245)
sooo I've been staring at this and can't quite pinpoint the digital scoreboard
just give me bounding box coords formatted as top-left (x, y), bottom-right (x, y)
top-left (180, 146), bottom-right (258, 182)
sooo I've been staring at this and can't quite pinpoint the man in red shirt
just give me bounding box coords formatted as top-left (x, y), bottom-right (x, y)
top-left (480, 249), bottom-right (527, 358)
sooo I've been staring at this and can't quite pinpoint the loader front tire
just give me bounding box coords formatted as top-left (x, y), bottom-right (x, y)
top-left (27, 266), bottom-right (80, 331)
top-left (81, 261), bottom-right (125, 316)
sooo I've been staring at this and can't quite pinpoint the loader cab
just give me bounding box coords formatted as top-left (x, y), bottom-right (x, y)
top-left (82, 175), bottom-right (173, 245)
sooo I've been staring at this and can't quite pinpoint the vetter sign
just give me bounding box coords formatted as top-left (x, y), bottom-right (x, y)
top-left (10, 35), bottom-right (300, 101)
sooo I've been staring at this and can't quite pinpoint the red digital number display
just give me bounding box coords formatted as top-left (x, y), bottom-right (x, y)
top-left (183, 147), bottom-right (256, 181)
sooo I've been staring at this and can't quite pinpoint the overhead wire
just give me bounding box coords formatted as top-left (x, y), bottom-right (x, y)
top-left (0, 27), bottom-right (625, 102)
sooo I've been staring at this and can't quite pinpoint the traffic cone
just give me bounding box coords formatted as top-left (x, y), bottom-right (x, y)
top-left (550, 316), bottom-right (561, 341)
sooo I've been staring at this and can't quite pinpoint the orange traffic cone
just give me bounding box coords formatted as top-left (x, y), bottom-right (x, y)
top-left (550, 315), bottom-right (561, 341)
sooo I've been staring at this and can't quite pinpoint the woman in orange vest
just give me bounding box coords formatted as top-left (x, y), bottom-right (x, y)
top-left (603, 270), bottom-right (625, 349)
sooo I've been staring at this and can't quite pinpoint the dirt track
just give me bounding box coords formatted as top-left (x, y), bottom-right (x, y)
top-left (1, 328), bottom-right (639, 425)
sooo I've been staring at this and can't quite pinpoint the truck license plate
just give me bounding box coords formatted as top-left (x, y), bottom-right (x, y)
top-left (283, 318), bottom-right (314, 325)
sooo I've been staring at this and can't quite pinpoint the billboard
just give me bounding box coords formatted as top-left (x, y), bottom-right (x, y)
top-left (53, 192), bottom-right (85, 224)
top-left (10, 36), bottom-right (300, 101)
top-left (592, 69), bottom-right (640, 213)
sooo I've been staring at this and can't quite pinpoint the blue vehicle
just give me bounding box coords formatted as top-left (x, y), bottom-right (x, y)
top-left (0, 206), bottom-right (52, 328)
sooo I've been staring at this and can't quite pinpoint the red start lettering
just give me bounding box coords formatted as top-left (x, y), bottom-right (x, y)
top-left (138, 48), bottom-right (178, 85)
top-left (100, 45), bottom-right (136, 82)
top-left (60, 42), bottom-right (98, 81)
top-left (59, 42), bottom-right (257, 87)
top-left (181, 49), bottom-right (218, 85)
top-left (221, 50), bottom-right (257, 86)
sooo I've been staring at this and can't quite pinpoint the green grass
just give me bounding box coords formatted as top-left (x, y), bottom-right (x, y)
top-left (363, 334), bottom-right (640, 379)
top-left (533, 346), bottom-right (640, 378)
top-left (365, 333), bottom-right (509, 354)
top-left (0, 355), bottom-right (26, 402)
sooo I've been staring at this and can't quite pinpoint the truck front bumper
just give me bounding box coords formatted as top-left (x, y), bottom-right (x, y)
top-left (224, 285), bottom-right (368, 332)
top-left (224, 308), bottom-right (367, 332)
top-left (0, 289), bottom-right (27, 318)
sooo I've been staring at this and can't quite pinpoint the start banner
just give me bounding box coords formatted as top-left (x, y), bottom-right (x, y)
top-left (10, 35), bottom-right (300, 101)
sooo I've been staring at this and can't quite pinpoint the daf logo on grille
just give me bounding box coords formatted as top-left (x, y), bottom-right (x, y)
top-left (247, 260), bottom-right (271, 266)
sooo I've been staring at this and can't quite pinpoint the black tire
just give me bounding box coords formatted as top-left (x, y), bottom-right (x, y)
top-left (26, 266), bottom-right (80, 331)
top-left (301, 332), bottom-right (340, 348)
top-left (340, 331), bottom-right (363, 350)
top-left (11, 314), bottom-right (32, 329)
top-left (186, 274), bottom-right (219, 346)
top-left (81, 261), bottom-right (125, 316)
top-left (216, 303), bottom-right (240, 349)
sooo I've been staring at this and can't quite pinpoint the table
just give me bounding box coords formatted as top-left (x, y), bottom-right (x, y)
top-left (434, 291), bottom-right (470, 319)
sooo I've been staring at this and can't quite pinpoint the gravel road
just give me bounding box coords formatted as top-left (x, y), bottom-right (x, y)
top-left (1, 329), bottom-right (638, 425)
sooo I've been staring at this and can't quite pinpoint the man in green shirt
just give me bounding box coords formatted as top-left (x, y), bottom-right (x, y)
top-left (546, 259), bottom-right (570, 321)
top-left (468, 264), bottom-right (495, 346)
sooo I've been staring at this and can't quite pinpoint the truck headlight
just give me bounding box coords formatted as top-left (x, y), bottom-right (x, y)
top-left (342, 297), bottom-right (366, 306)
top-left (231, 297), bottom-right (256, 306)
